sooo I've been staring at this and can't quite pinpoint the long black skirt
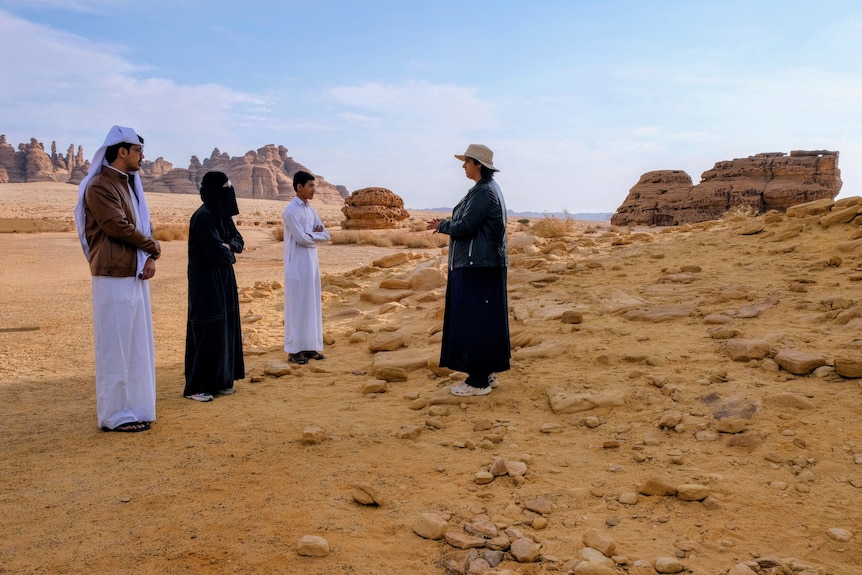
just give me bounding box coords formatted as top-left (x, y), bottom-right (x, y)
top-left (440, 267), bottom-right (510, 380)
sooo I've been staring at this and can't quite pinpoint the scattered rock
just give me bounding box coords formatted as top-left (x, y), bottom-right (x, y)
top-left (509, 538), bottom-right (540, 563)
top-left (774, 349), bottom-right (827, 375)
top-left (445, 531), bottom-right (487, 550)
top-left (654, 556), bottom-right (685, 573)
top-left (524, 497), bottom-right (553, 515)
top-left (639, 477), bottom-right (678, 496)
top-left (351, 483), bottom-right (384, 506)
top-left (582, 529), bottom-right (616, 556)
top-left (827, 528), bottom-right (852, 542)
top-left (676, 483), bottom-right (710, 501)
top-left (296, 535), bottom-right (330, 556)
top-left (725, 339), bottom-right (771, 361)
top-left (301, 426), bottom-right (326, 445)
top-left (395, 425), bottom-right (422, 439)
top-left (263, 360), bottom-right (292, 377)
top-left (413, 513), bottom-right (448, 539)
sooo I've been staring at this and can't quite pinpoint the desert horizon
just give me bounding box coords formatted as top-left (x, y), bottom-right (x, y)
top-left (1, 182), bottom-right (860, 575)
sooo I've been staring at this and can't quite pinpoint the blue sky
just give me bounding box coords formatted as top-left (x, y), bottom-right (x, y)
top-left (1, 1), bottom-right (860, 213)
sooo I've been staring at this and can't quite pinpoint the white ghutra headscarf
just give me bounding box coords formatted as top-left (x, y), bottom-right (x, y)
top-left (74, 125), bottom-right (154, 277)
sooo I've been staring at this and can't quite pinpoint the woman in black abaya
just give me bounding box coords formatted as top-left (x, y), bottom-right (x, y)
top-left (428, 144), bottom-right (510, 397)
top-left (183, 171), bottom-right (245, 402)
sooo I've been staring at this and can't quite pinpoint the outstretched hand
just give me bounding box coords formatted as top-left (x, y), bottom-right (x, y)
top-left (426, 218), bottom-right (442, 232)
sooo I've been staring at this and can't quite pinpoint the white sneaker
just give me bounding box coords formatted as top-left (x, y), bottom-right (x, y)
top-left (488, 373), bottom-right (499, 388)
top-left (215, 387), bottom-right (236, 395)
top-left (185, 393), bottom-right (213, 402)
top-left (450, 382), bottom-right (492, 397)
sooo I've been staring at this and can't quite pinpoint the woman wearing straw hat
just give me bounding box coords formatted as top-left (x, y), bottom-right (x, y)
top-left (427, 144), bottom-right (510, 396)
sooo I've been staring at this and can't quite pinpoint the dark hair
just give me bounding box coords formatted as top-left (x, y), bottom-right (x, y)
top-left (468, 158), bottom-right (495, 180)
top-left (105, 135), bottom-right (144, 164)
top-left (293, 170), bottom-right (315, 191)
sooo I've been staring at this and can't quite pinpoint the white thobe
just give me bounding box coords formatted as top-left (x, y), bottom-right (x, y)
top-left (89, 174), bottom-right (156, 428)
top-left (282, 197), bottom-right (330, 354)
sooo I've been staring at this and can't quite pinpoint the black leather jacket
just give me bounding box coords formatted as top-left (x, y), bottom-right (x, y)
top-left (437, 178), bottom-right (508, 270)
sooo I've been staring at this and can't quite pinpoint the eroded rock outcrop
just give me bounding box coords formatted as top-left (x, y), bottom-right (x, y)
top-left (0, 134), bottom-right (89, 184)
top-left (341, 187), bottom-right (410, 229)
top-left (1, 134), bottom-right (348, 202)
top-left (612, 150), bottom-right (842, 226)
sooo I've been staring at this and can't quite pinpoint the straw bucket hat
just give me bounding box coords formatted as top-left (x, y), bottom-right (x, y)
top-left (454, 144), bottom-right (500, 172)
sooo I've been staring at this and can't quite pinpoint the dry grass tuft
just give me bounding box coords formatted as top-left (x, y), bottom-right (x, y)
top-left (153, 224), bottom-right (189, 242)
top-left (327, 229), bottom-right (448, 249)
top-left (0, 218), bottom-right (71, 233)
top-left (531, 211), bottom-right (576, 238)
top-left (271, 227), bottom-right (284, 241)
top-left (722, 204), bottom-right (759, 221)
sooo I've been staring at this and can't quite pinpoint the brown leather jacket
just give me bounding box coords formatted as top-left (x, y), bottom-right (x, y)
top-left (83, 166), bottom-right (160, 277)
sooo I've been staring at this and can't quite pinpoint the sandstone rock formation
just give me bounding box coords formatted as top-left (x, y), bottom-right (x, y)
top-left (0, 133), bottom-right (348, 203)
top-left (341, 187), bottom-right (410, 229)
top-left (612, 150), bottom-right (842, 226)
top-left (0, 134), bottom-right (89, 184)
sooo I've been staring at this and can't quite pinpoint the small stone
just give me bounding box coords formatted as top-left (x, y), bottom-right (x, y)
top-left (728, 564), bottom-right (758, 575)
top-left (532, 516), bottom-right (548, 529)
top-left (464, 517), bottom-right (498, 538)
top-left (579, 547), bottom-right (615, 567)
top-left (467, 558), bottom-right (491, 574)
top-left (510, 538), bottom-right (540, 563)
top-left (505, 460), bottom-right (528, 476)
top-left (524, 497), bottom-right (553, 515)
top-left (301, 426), bottom-right (326, 445)
top-left (487, 534), bottom-right (511, 551)
top-left (413, 513), bottom-right (448, 539)
top-left (425, 417), bottom-right (445, 429)
top-left (582, 529), bottom-right (616, 556)
top-left (639, 477), bottom-right (678, 496)
top-left (716, 418), bottom-right (747, 433)
top-left (297, 535), bottom-right (330, 556)
top-left (619, 491), bottom-right (638, 505)
top-left (361, 380), bottom-right (388, 394)
top-left (658, 411), bottom-right (682, 428)
top-left (475, 471), bottom-right (494, 485)
top-left (573, 563), bottom-right (616, 575)
top-left (654, 556), bottom-right (684, 573)
top-left (827, 528), bottom-right (852, 542)
top-left (561, 310), bottom-right (583, 324)
top-left (351, 483), bottom-right (384, 506)
top-left (584, 416), bottom-right (600, 428)
top-left (264, 360), bottom-right (292, 377)
top-left (488, 457), bottom-right (508, 476)
top-left (473, 419), bottom-right (493, 431)
top-left (676, 484), bottom-right (709, 501)
top-left (395, 425), bottom-right (422, 439)
top-left (540, 422), bottom-right (563, 433)
top-left (445, 531), bottom-right (487, 549)
top-left (408, 398), bottom-right (429, 410)
top-left (482, 549), bottom-right (506, 567)
top-left (702, 496), bottom-right (722, 510)
top-left (769, 481), bottom-right (788, 490)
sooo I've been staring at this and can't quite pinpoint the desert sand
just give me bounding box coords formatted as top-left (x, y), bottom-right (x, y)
top-left (0, 183), bottom-right (860, 575)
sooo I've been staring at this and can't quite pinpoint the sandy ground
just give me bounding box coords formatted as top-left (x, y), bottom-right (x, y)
top-left (0, 183), bottom-right (860, 575)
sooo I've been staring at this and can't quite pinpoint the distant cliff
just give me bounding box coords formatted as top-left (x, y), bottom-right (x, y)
top-left (611, 150), bottom-right (842, 226)
top-left (0, 134), bottom-right (349, 205)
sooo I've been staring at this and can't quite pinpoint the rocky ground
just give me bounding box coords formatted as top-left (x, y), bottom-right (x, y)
top-left (0, 185), bottom-right (860, 575)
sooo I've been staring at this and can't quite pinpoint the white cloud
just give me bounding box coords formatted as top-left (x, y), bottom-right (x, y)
top-left (0, 9), bottom-right (270, 164)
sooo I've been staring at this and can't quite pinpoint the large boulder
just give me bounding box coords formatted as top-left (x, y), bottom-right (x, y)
top-left (612, 150), bottom-right (842, 226)
top-left (341, 187), bottom-right (410, 229)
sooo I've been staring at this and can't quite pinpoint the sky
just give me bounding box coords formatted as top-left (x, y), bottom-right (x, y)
top-left (1, 0), bottom-right (860, 213)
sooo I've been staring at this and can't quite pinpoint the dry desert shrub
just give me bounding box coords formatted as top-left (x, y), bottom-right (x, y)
top-left (153, 224), bottom-right (189, 241)
top-left (532, 211), bottom-right (576, 238)
top-left (328, 229), bottom-right (448, 249)
top-left (271, 227), bottom-right (284, 241)
top-left (0, 218), bottom-right (70, 233)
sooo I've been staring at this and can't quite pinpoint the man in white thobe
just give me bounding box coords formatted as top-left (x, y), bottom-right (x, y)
top-left (282, 171), bottom-right (330, 364)
top-left (74, 125), bottom-right (161, 432)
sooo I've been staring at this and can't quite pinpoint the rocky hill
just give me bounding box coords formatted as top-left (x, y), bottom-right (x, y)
top-left (612, 150), bottom-right (842, 226)
top-left (0, 134), bottom-right (348, 205)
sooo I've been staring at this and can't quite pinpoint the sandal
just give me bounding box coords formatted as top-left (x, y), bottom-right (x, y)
top-left (289, 353), bottom-right (308, 364)
top-left (303, 351), bottom-right (325, 361)
top-left (102, 421), bottom-right (150, 433)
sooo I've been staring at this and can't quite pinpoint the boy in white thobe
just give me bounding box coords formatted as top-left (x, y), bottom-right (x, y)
top-left (282, 171), bottom-right (330, 364)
